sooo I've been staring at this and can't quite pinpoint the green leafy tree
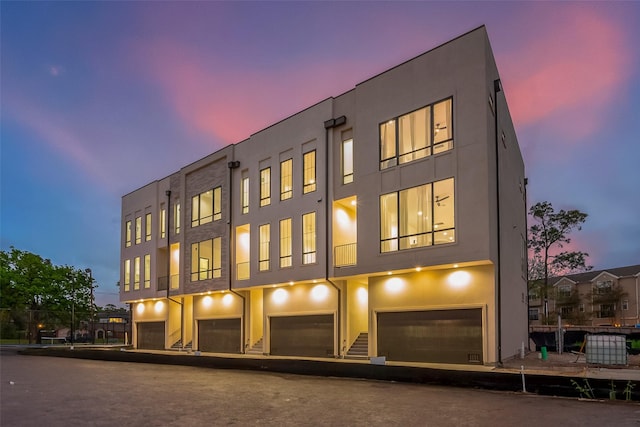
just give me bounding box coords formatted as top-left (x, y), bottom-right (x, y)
top-left (528, 201), bottom-right (591, 324)
top-left (0, 247), bottom-right (95, 343)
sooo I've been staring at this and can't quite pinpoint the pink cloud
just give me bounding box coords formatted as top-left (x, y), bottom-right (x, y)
top-left (499, 6), bottom-right (632, 141)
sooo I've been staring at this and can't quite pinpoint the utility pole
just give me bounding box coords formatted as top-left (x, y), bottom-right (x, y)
top-left (87, 268), bottom-right (95, 344)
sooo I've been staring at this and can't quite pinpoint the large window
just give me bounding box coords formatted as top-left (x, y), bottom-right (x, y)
top-left (191, 237), bottom-right (222, 281)
top-left (145, 213), bottom-right (152, 241)
top-left (380, 178), bottom-right (455, 252)
top-left (259, 224), bottom-right (270, 271)
top-left (279, 218), bottom-right (292, 268)
top-left (303, 150), bottom-right (316, 194)
top-left (260, 168), bottom-right (271, 206)
top-left (241, 173), bottom-right (249, 214)
top-left (144, 254), bottom-right (151, 289)
top-left (134, 256), bottom-right (140, 290)
top-left (125, 220), bottom-right (132, 247)
top-left (160, 207), bottom-right (166, 239)
top-left (175, 203), bottom-right (181, 234)
top-left (135, 217), bottom-right (142, 245)
top-left (123, 259), bottom-right (131, 292)
top-left (380, 97), bottom-right (453, 169)
top-left (191, 187), bottom-right (221, 227)
top-left (280, 159), bottom-right (293, 200)
top-left (342, 138), bottom-right (353, 184)
top-left (302, 212), bottom-right (316, 264)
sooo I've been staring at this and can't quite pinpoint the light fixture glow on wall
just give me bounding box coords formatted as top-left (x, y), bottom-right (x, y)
top-left (154, 300), bottom-right (164, 313)
top-left (273, 288), bottom-right (288, 304)
top-left (357, 287), bottom-right (368, 304)
top-left (448, 270), bottom-right (471, 289)
top-left (136, 303), bottom-right (145, 314)
top-left (222, 293), bottom-right (233, 306)
top-left (385, 277), bottom-right (404, 293)
top-left (202, 295), bottom-right (213, 308)
top-left (311, 284), bottom-right (329, 301)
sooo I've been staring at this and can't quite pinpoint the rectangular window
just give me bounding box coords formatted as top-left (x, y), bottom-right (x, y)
top-left (279, 218), bottom-right (292, 268)
top-left (380, 97), bottom-right (453, 169)
top-left (560, 306), bottom-right (573, 317)
top-left (303, 151), bottom-right (316, 194)
top-left (135, 217), bottom-right (142, 244)
top-left (380, 178), bottom-right (455, 252)
top-left (280, 159), bottom-right (293, 200)
top-left (241, 174), bottom-right (249, 214)
top-left (342, 138), bottom-right (353, 184)
top-left (145, 213), bottom-right (152, 241)
top-left (259, 224), bottom-right (270, 271)
top-left (213, 187), bottom-right (221, 221)
top-left (123, 259), bottom-right (131, 292)
top-left (125, 220), bottom-right (132, 247)
top-left (557, 285), bottom-right (571, 298)
top-left (160, 208), bottom-right (166, 239)
top-left (192, 187), bottom-right (221, 227)
top-left (175, 203), bottom-right (181, 234)
top-left (579, 303), bottom-right (585, 312)
top-left (622, 300), bottom-right (629, 311)
top-left (302, 212), bottom-right (316, 264)
top-left (595, 280), bottom-right (612, 295)
top-left (598, 303), bottom-right (615, 318)
top-left (134, 256), bottom-right (140, 290)
top-left (260, 168), bottom-right (271, 206)
top-left (528, 308), bottom-right (539, 321)
top-left (144, 254), bottom-right (151, 289)
top-left (191, 237), bottom-right (222, 281)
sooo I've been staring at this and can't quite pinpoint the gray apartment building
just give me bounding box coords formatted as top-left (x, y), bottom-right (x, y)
top-left (120, 26), bottom-right (528, 365)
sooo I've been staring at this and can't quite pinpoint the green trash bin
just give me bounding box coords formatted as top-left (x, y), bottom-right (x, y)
top-left (541, 346), bottom-right (548, 360)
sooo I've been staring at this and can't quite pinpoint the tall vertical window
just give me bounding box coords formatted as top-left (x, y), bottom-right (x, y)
top-left (192, 187), bottom-right (221, 227)
top-left (160, 208), bottom-right (166, 239)
top-left (213, 187), bottom-right (221, 220)
top-left (380, 97), bottom-right (453, 169)
top-left (302, 212), bottom-right (316, 264)
top-left (380, 178), bottom-right (455, 252)
top-left (135, 217), bottom-right (142, 244)
top-left (144, 254), bottom-right (151, 289)
top-left (124, 259), bottom-right (131, 292)
top-left (279, 218), bottom-right (292, 268)
top-left (125, 220), bottom-right (132, 247)
top-left (241, 173), bottom-right (249, 214)
top-left (134, 256), bottom-right (140, 290)
top-left (259, 224), bottom-right (270, 271)
top-left (342, 139), bottom-right (353, 184)
top-left (145, 213), bottom-right (152, 241)
top-left (280, 159), bottom-right (293, 200)
top-left (191, 237), bottom-right (222, 281)
top-left (175, 203), bottom-right (181, 234)
top-left (303, 150), bottom-right (316, 193)
top-left (260, 168), bottom-right (271, 206)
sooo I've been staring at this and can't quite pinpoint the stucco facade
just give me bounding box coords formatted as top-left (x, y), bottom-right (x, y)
top-left (121, 26), bottom-right (527, 365)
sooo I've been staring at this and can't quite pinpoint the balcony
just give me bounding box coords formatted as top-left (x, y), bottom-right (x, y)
top-left (157, 275), bottom-right (180, 291)
top-left (236, 262), bottom-right (250, 281)
top-left (334, 243), bottom-right (357, 267)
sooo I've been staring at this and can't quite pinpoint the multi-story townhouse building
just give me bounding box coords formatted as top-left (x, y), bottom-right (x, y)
top-left (120, 26), bottom-right (528, 365)
top-left (529, 265), bottom-right (640, 327)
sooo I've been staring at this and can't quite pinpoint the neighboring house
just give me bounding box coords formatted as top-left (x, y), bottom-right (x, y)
top-left (120, 26), bottom-right (528, 365)
top-left (528, 265), bottom-right (640, 327)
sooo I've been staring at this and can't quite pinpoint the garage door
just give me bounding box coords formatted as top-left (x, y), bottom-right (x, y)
top-left (137, 322), bottom-right (165, 350)
top-left (198, 318), bottom-right (241, 353)
top-left (270, 314), bottom-right (334, 357)
top-left (377, 309), bottom-right (483, 364)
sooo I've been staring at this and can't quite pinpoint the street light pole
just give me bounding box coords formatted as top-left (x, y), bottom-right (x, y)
top-left (86, 268), bottom-right (95, 344)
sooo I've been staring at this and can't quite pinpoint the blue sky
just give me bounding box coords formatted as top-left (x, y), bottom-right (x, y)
top-left (2, 1), bottom-right (639, 307)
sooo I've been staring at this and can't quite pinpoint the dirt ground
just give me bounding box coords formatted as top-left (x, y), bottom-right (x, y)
top-left (501, 349), bottom-right (640, 371)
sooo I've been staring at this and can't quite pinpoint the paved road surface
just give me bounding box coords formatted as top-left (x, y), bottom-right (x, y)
top-left (1, 348), bottom-right (639, 426)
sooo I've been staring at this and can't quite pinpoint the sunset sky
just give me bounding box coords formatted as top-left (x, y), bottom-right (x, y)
top-left (2, 2), bottom-right (639, 307)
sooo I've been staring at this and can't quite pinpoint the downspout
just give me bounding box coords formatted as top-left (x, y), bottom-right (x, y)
top-left (524, 177), bottom-right (530, 350)
top-left (636, 274), bottom-right (639, 326)
top-left (494, 79), bottom-right (503, 365)
top-left (324, 115), bottom-right (346, 358)
top-left (165, 190), bottom-right (183, 348)
top-left (227, 150), bottom-right (246, 354)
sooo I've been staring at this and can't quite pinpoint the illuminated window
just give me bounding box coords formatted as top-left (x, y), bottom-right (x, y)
top-left (160, 207), bottom-right (166, 239)
top-left (123, 259), bottom-right (131, 292)
top-left (380, 97), bottom-right (453, 169)
top-left (380, 178), bottom-right (455, 252)
top-left (279, 218), bottom-right (292, 268)
top-left (175, 203), bottom-right (181, 234)
top-left (241, 172), bottom-right (249, 214)
top-left (303, 150), bottom-right (316, 194)
top-left (145, 213), bottom-right (152, 241)
top-left (259, 224), bottom-right (270, 271)
top-left (134, 256), bottom-right (140, 290)
top-left (135, 217), bottom-right (142, 244)
top-left (191, 237), bottom-right (222, 281)
top-left (280, 159), bottom-right (293, 200)
top-left (260, 168), bottom-right (271, 206)
top-left (125, 220), bottom-right (132, 247)
top-left (144, 254), bottom-right (151, 289)
top-left (342, 139), bottom-right (353, 184)
top-left (302, 212), bottom-right (316, 264)
top-left (192, 187), bottom-right (221, 227)
top-left (557, 285), bottom-right (571, 298)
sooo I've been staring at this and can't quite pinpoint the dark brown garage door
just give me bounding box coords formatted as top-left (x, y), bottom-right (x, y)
top-left (137, 322), bottom-right (165, 350)
top-left (377, 309), bottom-right (483, 364)
top-left (270, 314), bottom-right (334, 357)
top-left (198, 318), bottom-right (241, 353)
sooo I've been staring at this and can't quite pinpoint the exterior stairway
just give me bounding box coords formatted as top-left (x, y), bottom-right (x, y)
top-left (346, 332), bottom-right (368, 359)
top-left (246, 337), bottom-right (264, 355)
top-left (171, 339), bottom-right (192, 351)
